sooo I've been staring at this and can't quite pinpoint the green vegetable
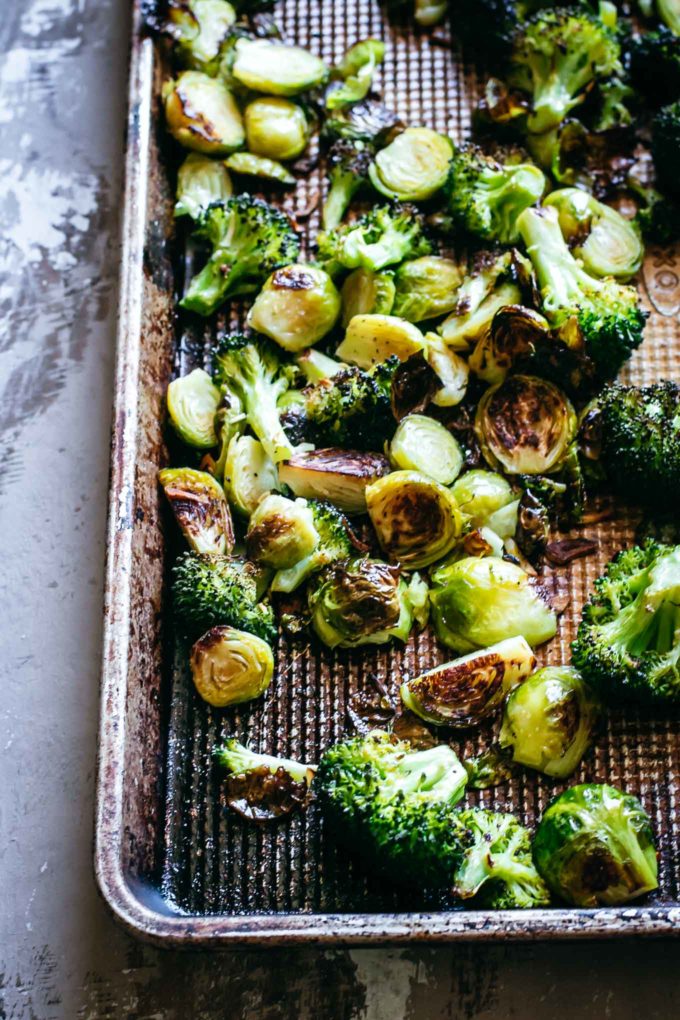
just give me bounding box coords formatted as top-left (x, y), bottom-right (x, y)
top-left (336, 314), bottom-right (426, 367)
top-left (392, 257), bottom-right (463, 323)
top-left (533, 784), bottom-right (658, 906)
top-left (279, 449), bottom-right (390, 514)
top-left (296, 348), bottom-right (345, 384)
top-left (322, 139), bottom-right (374, 231)
top-left (467, 304), bottom-right (553, 386)
top-left (389, 415), bottom-right (463, 484)
top-left (544, 188), bottom-right (643, 281)
top-left (430, 555), bottom-right (557, 653)
top-left (181, 195), bottom-right (300, 315)
top-left (190, 625), bottom-right (274, 707)
top-left (271, 500), bottom-right (355, 593)
top-left (172, 551), bottom-right (275, 642)
top-left (248, 264), bottom-right (341, 351)
top-left (232, 38), bottom-right (328, 96)
top-left (437, 250), bottom-right (523, 350)
top-left (369, 128), bottom-right (453, 202)
top-left (159, 467), bottom-right (234, 556)
top-left (327, 39), bottom-right (386, 110)
top-left (627, 27), bottom-right (680, 107)
top-left (317, 203), bottom-right (433, 276)
top-left (572, 541), bottom-right (680, 703)
top-left (163, 71), bottom-right (245, 154)
top-left (168, 0), bottom-right (236, 73)
top-left (166, 367), bottom-right (221, 448)
top-left (451, 469), bottom-right (515, 529)
top-left (243, 97), bottom-right (309, 161)
top-left (652, 100), bottom-right (680, 199)
top-left (215, 738), bottom-right (313, 783)
top-left (246, 494), bottom-right (319, 570)
top-left (424, 334), bottom-right (469, 407)
top-left (499, 666), bottom-right (600, 778)
top-left (401, 635), bottom-right (536, 727)
top-left (224, 434), bottom-right (279, 517)
top-left (341, 268), bottom-right (396, 326)
top-left (174, 153), bottom-right (232, 219)
top-left (224, 152), bottom-right (296, 186)
top-left (658, 0), bottom-right (680, 36)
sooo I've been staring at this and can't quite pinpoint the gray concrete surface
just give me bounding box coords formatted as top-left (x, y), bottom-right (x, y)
top-left (1, 1), bottom-right (680, 1017)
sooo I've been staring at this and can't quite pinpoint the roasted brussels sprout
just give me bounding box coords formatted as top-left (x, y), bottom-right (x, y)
top-left (168, 0), bottom-right (237, 73)
top-left (369, 128), bottom-right (453, 202)
top-left (499, 666), bottom-right (600, 779)
top-left (424, 335), bottom-right (469, 408)
top-left (430, 556), bottom-right (557, 653)
top-left (475, 375), bottom-right (577, 475)
top-left (341, 269), bottom-right (396, 327)
top-left (166, 368), bottom-right (221, 449)
top-left (248, 265), bottom-right (341, 352)
top-left (308, 558), bottom-right (426, 648)
top-left (190, 625), bottom-right (274, 707)
top-left (533, 784), bottom-right (659, 907)
top-left (216, 738), bottom-right (313, 822)
top-left (658, 0), bottom-right (680, 37)
top-left (175, 153), bottom-right (233, 219)
top-left (326, 39), bottom-right (386, 110)
top-left (243, 97), bottom-right (309, 161)
top-left (437, 251), bottom-right (523, 350)
top-left (159, 467), bottom-right (234, 556)
top-left (231, 39), bottom-right (328, 96)
top-left (451, 469), bottom-right (514, 528)
top-left (224, 152), bottom-right (295, 186)
top-left (366, 470), bottom-right (464, 568)
top-left (391, 257), bottom-right (463, 323)
top-left (246, 494), bottom-right (319, 569)
top-left (336, 314), bottom-right (426, 368)
top-left (389, 415), bottom-right (463, 485)
top-left (279, 448), bottom-right (390, 513)
top-left (225, 434), bottom-right (279, 517)
top-left (468, 305), bottom-right (552, 386)
top-left (544, 188), bottom-right (643, 282)
top-left (163, 71), bottom-right (245, 154)
top-left (401, 635), bottom-right (536, 728)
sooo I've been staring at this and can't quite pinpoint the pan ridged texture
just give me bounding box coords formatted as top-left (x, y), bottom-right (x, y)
top-left (152, 1), bottom-right (680, 917)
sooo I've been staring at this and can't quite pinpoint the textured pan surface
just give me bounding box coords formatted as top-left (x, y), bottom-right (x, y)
top-left (95, 0), bottom-right (680, 944)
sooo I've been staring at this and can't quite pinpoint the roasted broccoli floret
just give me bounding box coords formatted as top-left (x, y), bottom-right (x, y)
top-left (572, 541), bottom-right (680, 702)
top-left (629, 181), bottom-right (680, 245)
top-left (508, 7), bottom-right (623, 134)
top-left (445, 144), bottom-right (545, 244)
top-left (450, 0), bottom-right (529, 64)
top-left (172, 551), bottom-right (276, 643)
top-left (271, 500), bottom-right (355, 592)
top-left (518, 206), bottom-right (647, 380)
top-left (294, 358), bottom-right (399, 449)
top-left (215, 738), bottom-right (313, 783)
top-left (322, 138), bottom-right (374, 230)
top-left (627, 27), bottom-right (680, 106)
top-left (651, 100), bottom-right (680, 199)
top-left (585, 381), bottom-right (680, 506)
top-left (181, 194), bottom-right (300, 316)
top-left (322, 97), bottom-right (403, 145)
top-left (213, 334), bottom-right (294, 464)
top-left (316, 203), bottom-right (433, 276)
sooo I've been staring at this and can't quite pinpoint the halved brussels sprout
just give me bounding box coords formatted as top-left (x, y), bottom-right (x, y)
top-left (438, 280), bottom-right (521, 349)
top-left (430, 556), bottom-right (557, 653)
top-left (475, 375), bottom-right (577, 475)
top-left (243, 97), bottom-right (309, 161)
top-left (392, 257), bottom-right (463, 323)
top-left (296, 348), bottom-right (345, 383)
top-left (326, 39), bottom-right (386, 111)
top-left (451, 469), bottom-right (515, 528)
top-left (389, 415), bottom-right (464, 485)
top-left (163, 71), bottom-right (245, 154)
top-left (499, 666), bottom-right (600, 778)
top-left (279, 449), bottom-right (390, 513)
top-left (211, 397), bottom-right (246, 480)
top-left (340, 269), bottom-right (396, 328)
top-left (159, 467), bottom-right (234, 556)
top-left (336, 314), bottom-right (426, 368)
top-left (225, 434), bottom-right (279, 517)
top-left (366, 470), bottom-right (464, 568)
top-left (308, 558), bottom-right (422, 648)
top-left (168, 0), bottom-right (236, 73)
top-left (175, 153), bottom-right (233, 219)
top-left (468, 305), bottom-right (552, 386)
top-left (544, 188), bottom-right (643, 281)
top-left (246, 494), bottom-right (319, 569)
top-left (400, 635), bottom-right (536, 728)
top-left (369, 128), bottom-right (453, 202)
top-left (167, 368), bottom-right (221, 448)
top-left (232, 39), bottom-right (328, 97)
top-left (190, 625), bottom-right (274, 707)
top-left (248, 265), bottom-right (341, 352)
top-left (224, 152), bottom-right (295, 186)
top-left (423, 334), bottom-right (469, 407)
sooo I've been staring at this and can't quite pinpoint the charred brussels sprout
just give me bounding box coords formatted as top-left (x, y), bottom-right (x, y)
top-left (392, 257), bottom-right (463, 323)
top-left (533, 784), bottom-right (658, 907)
top-left (468, 305), bottom-right (552, 387)
top-left (424, 335), bottom-right (469, 408)
top-left (159, 467), bottom-right (234, 556)
top-left (341, 269), bottom-right (396, 326)
top-left (308, 558), bottom-right (425, 648)
top-left (231, 39), bottom-right (328, 96)
top-left (658, 0), bottom-right (680, 36)
top-left (166, 368), bottom-right (221, 448)
top-left (437, 250), bottom-right (523, 350)
top-left (279, 449), bottom-right (390, 514)
top-left (190, 625), bottom-right (274, 707)
top-left (246, 494), bottom-right (319, 570)
top-left (475, 375), bottom-right (577, 476)
top-left (175, 153), bottom-right (232, 219)
top-left (401, 636), bottom-right (536, 728)
top-left (244, 97), bottom-right (309, 161)
top-left (430, 556), bottom-right (557, 653)
top-left (336, 314), bottom-right (426, 368)
top-left (451, 469), bottom-right (515, 529)
top-left (544, 189), bottom-right (643, 282)
top-left (326, 39), bottom-right (386, 110)
top-left (225, 434), bottom-right (279, 517)
top-left (163, 71), bottom-right (245, 154)
top-left (224, 152), bottom-right (296, 186)
top-left (168, 0), bottom-right (237, 73)
top-left (389, 415), bottom-right (463, 485)
top-left (369, 127), bottom-right (453, 202)
top-left (248, 265), bottom-right (341, 352)
top-left (366, 470), bottom-right (464, 568)
top-left (499, 666), bottom-right (600, 778)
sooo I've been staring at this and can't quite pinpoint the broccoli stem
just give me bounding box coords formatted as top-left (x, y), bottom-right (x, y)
top-left (323, 173), bottom-right (360, 230)
top-left (215, 738), bottom-right (312, 783)
top-left (248, 377), bottom-right (295, 464)
top-left (518, 206), bottom-right (601, 317)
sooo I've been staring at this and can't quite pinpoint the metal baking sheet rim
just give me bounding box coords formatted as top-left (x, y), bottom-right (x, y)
top-left (93, 18), bottom-right (680, 947)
